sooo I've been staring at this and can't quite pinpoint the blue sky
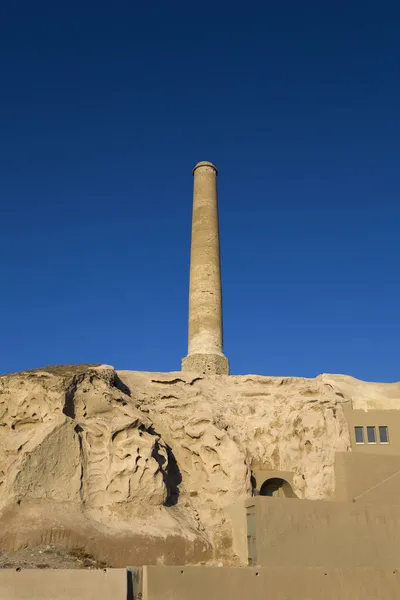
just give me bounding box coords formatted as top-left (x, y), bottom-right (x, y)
top-left (1, 1), bottom-right (399, 380)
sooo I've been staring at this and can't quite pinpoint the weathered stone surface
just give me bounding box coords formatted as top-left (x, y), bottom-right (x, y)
top-left (321, 373), bottom-right (400, 410)
top-left (118, 371), bottom-right (351, 506)
top-left (0, 364), bottom-right (391, 565)
top-left (0, 365), bottom-right (167, 511)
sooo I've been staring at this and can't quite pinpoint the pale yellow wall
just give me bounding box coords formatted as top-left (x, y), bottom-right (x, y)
top-left (247, 497), bottom-right (400, 568)
top-left (142, 565), bottom-right (400, 600)
top-left (335, 451), bottom-right (400, 502)
top-left (2, 565), bottom-right (400, 600)
top-left (3, 563), bottom-right (400, 600)
top-left (0, 568), bottom-right (126, 600)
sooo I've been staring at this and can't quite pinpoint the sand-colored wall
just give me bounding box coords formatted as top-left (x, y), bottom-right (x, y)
top-left (0, 568), bottom-right (126, 600)
top-left (248, 497), bottom-right (400, 568)
top-left (335, 451), bottom-right (400, 502)
top-left (3, 566), bottom-right (400, 600)
top-left (142, 566), bottom-right (400, 600)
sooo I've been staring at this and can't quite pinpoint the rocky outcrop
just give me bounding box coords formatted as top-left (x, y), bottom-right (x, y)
top-left (0, 365), bottom-right (168, 509)
top-left (0, 364), bottom-right (380, 566)
top-left (119, 371), bottom-right (351, 505)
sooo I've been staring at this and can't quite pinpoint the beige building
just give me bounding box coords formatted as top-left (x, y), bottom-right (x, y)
top-left (226, 395), bottom-right (400, 574)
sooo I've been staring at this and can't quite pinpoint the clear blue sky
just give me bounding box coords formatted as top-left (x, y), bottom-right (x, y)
top-left (1, 1), bottom-right (399, 381)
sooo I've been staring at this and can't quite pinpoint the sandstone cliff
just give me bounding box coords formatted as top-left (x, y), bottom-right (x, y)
top-left (0, 364), bottom-right (380, 566)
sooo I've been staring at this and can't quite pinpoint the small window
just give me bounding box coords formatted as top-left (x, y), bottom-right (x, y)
top-left (355, 426), bottom-right (364, 444)
top-left (367, 426), bottom-right (376, 444)
top-left (379, 426), bottom-right (389, 444)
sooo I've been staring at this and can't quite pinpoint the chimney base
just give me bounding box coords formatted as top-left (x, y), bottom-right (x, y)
top-left (181, 353), bottom-right (229, 376)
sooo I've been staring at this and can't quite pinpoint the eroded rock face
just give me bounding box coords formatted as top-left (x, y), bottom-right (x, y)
top-left (0, 364), bottom-right (368, 566)
top-left (0, 366), bottom-right (168, 511)
top-left (0, 365), bottom-right (195, 566)
top-left (119, 372), bottom-right (351, 506)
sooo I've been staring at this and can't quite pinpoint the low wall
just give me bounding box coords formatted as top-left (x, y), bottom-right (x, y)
top-left (2, 566), bottom-right (400, 600)
top-left (0, 568), bottom-right (127, 600)
top-left (142, 566), bottom-right (400, 600)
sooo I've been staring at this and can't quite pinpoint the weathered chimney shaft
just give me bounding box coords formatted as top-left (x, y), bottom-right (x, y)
top-left (181, 162), bottom-right (229, 375)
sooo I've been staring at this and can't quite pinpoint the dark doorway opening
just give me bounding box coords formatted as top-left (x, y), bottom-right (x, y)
top-left (259, 477), bottom-right (296, 498)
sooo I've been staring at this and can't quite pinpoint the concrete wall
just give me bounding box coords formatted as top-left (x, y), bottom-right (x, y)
top-left (335, 451), bottom-right (400, 502)
top-left (0, 568), bottom-right (127, 600)
top-left (3, 566), bottom-right (400, 600)
top-left (247, 497), bottom-right (400, 568)
top-left (2, 565), bottom-right (400, 600)
top-left (142, 566), bottom-right (400, 600)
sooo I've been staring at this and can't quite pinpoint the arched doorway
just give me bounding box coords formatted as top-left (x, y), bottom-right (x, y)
top-left (259, 477), bottom-right (296, 498)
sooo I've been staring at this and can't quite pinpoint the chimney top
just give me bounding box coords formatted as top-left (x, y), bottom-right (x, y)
top-left (192, 161), bottom-right (218, 175)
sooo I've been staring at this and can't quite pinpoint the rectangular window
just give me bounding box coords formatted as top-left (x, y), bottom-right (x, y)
top-left (367, 426), bottom-right (376, 444)
top-left (355, 426), bottom-right (364, 444)
top-left (379, 426), bottom-right (389, 444)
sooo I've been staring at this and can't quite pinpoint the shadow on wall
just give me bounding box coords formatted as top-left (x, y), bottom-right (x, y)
top-left (151, 434), bottom-right (182, 507)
